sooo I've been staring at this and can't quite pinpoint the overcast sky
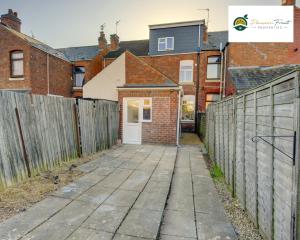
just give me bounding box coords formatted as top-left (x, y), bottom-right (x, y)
top-left (1, 0), bottom-right (299, 48)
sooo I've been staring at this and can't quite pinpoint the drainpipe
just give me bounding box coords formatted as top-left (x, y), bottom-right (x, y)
top-left (219, 43), bottom-right (224, 100)
top-left (194, 24), bottom-right (201, 133)
top-left (47, 53), bottom-right (50, 95)
top-left (222, 46), bottom-right (228, 97)
top-left (176, 88), bottom-right (182, 146)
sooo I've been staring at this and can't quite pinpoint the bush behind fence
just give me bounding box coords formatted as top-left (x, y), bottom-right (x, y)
top-left (203, 71), bottom-right (300, 240)
top-left (0, 91), bottom-right (119, 189)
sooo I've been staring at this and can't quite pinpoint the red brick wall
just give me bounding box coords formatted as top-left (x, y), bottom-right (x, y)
top-left (0, 24), bottom-right (72, 97)
top-left (30, 48), bottom-right (72, 97)
top-left (118, 90), bottom-right (179, 145)
top-left (288, 7), bottom-right (300, 63)
top-left (199, 51), bottom-right (222, 112)
top-left (0, 25), bottom-right (31, 90)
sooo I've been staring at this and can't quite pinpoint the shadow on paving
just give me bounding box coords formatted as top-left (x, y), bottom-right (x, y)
top-left (0, 143), bottom-right (236, 240)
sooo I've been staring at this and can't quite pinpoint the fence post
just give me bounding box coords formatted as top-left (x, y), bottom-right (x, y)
top-left (232, 97), bottom-right (237, 197)
top-left (15, 107), bottom-right (31, 177)
top-left (73, 103), bottom-right (82, 158)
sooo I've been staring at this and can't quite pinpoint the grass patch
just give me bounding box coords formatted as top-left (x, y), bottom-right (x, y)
top-left (210, 164), bottom-right (223, 179)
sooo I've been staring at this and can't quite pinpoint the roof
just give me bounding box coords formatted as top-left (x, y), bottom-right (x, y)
top-left (228, 65), bottom-right (300, 92)
top-left (105, 40), bottom-right (149, 58)
top-left (149, 20), bottom-right (205, 30)
top-left (0, 24), bottom-right (69, 62)
top-left (122, 51), bottom-right (178, 88)
top-left (202, 31), bottom-right (228, 51)
top-left (56, 45), bottom-right (100, 61)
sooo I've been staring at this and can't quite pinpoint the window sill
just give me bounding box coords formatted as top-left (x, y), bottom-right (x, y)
top-left (206, 79), bottom-right (221, 82)
top-left (9, 77), bottom-right (25, 81)
top-left (179, 82), bottom-right (194, 85)
top-left (181, 120), bottom-right (195, 123)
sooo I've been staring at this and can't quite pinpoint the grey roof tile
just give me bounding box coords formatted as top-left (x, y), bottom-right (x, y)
top-left (229, 65), bottom-right (300, 92)
top-left (105, 40), bottom-right (149, 58)
top-left (56, 45), bottom-right (100, 61)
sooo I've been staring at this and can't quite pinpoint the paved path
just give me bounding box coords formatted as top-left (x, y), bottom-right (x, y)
top-left (160, 145), bottom-right (236, 240)
top-left (0, 144), bottom-right (236, 240)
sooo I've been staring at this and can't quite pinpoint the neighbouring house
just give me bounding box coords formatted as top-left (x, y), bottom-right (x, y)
top-left (0, 9), bottom-right (73, 97)
top-left (0, 9), bottom-right (113, 97)
top-left (223, 0), bottom-right (300, 96)
top-left (87, 20), bottom-right (227, 134)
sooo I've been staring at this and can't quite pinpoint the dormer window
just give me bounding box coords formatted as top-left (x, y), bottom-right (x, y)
top-left (158, 37), bottom-right (174, 51)
top-left (10, 51), bottom-right (24, 78)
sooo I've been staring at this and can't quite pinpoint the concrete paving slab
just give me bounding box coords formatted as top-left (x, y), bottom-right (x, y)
top-left (77, 185), bottom-right (115, 205)
top-left (143, 180), bottom-right (170, 194)
top-left (117, 209), bottom-right (162, 239)
top-left (194, 195), bottom-right (225, 214)
top-left (92, 167), bottom-right (115, 176)
top-left (196, 212), bottom-right (237, 240)
top-left (0, 196), bottom-right (71, 240)
top-left (166, 194), bottom-right (194, 213)
top-left (98, 169), bottom-right (133, 188)
top-left (104, 189), bottom-right (140, 207)
top-left (134, 191), bottom-right (168, 211)
top-left (66, 227), bottom-right (113, 240)
top-left (82, 204), bottom-right (130, 233)
top-left (160, 234), bottom-right (196, 240)
top-left (23, 200), bottom-right (97, 240)
top-left (160, 210), bottom-right (197, 239)
top-left (114, 234), bottom-right (152, 239)
top-left (119, 170), bottom-right (151, 191)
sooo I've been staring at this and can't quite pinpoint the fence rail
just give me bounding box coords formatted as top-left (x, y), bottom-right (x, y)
top-left (0, 91), bottom-right (119, 189)
top-left (203, 71), bottom-right (300, 240)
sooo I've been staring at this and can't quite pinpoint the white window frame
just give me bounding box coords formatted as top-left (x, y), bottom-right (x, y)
top-left (181, 95), bottom-right (195, 122)
top-left (158, 37), bottom-right (174, 51)
top-left (141, 98), bottom-right (152, 122)
top-left (206, 56), bottom-right (221, 81)
top-left (179, 60), bottom-right (194, 83)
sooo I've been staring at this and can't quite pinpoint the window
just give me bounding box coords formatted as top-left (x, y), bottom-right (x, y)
top-left (179, 60), bottom-right (193, 83)
top-left (181, 95), bottom-right (195, 121)
top-left (205, 94), bottom-right (219, 109)
top-left (142, 98), bottom-right (152, 122)
top-left (158, 37), bottom-right (174, 51)
top-left (207, 56), bottom-right (221, 80)
top-left (10, 51), bottom-right (24, 78)
top-left (74, 66), bottom-right (85, 87)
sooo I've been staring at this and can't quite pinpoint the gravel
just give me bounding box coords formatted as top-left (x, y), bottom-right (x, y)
top-left (203, 154), bottom-right (263, 240)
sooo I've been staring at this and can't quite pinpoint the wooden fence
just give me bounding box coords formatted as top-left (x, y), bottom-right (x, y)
top-left (0, 91), bottom-right (119, 189)
top-left (203, 70), bottom-right (300, 240)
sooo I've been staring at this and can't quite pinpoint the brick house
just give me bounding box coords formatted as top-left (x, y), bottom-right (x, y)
top-left (0, 9), bottom-right (73, 96)
top-left (89, 21), bottom-right (227, 134)
top-left (0, 9), bottom-right (114, 97)
top-left (83, 20), bottom-right (228, 144)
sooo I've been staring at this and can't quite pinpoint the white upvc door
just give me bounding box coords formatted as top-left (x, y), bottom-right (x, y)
top-left (123, 98), bottom-right (142, 144)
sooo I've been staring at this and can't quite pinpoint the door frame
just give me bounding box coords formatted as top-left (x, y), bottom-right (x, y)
top-left (123, 97), bottom-right (142, 144)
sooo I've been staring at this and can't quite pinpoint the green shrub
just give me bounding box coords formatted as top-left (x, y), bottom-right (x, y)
top-left (210, 164), bottom-right (223, 179)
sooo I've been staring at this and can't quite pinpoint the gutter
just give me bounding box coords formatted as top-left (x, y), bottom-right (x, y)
top-left (117, 86), bottom-right (181, 91)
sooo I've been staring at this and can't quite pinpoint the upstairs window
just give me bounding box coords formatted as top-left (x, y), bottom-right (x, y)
top-left (179, 60), bottom-right (193, 83)
top-left (10, 51), bottom-right (24, 78)
top-left (158, 37), bottom-right (174, 51)
top-left (182, 95), bottom-right (195, 122)
top-left (207, 56), bottom-right (221, 80)
top-left (74, 66), bottom-right (85, 87)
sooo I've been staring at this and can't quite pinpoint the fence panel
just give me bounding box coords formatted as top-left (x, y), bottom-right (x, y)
top-left (0, 91), bottom-right (119, 189)
top-left (203, 71), bottom-right (300, 240)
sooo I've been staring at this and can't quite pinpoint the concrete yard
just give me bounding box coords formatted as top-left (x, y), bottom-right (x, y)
top-left (0, 144), bottom-right (236, 240)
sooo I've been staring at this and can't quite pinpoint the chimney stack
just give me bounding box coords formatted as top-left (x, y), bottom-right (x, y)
top-left (110, 34), bottom-right (120, 51)
top-left (1, 9), bottom-right (21, 32)
top-left (98, 31), bottom-right (107, 50)
top-left (203, 25), bottom-right (208, 44)
top-left (282, 0), bottom-right (295, 5)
